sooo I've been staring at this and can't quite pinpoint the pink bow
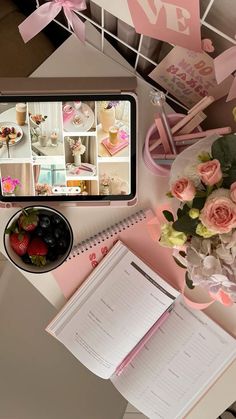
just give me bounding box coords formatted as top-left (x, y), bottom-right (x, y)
top-left (18, 0), bottom-right (87, 43)
top-left (214, 46), bottom-right (236, 102)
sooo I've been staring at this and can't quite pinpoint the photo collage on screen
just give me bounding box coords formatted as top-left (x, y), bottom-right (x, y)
top-left (0, 99), bottom-right (131, 197)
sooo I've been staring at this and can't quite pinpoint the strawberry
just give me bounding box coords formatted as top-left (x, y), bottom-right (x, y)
top-left (27, 238), bottom-right (48, 267)
top-left (10, 232), bottom-right (30, 256)
top-left (19, 210), bottom-right (39, 232)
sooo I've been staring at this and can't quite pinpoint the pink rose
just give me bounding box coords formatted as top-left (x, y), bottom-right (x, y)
top-left (230, 182), bottom-right (236, 203)
top-left (200, 195), bottom-right (236, 233)
top-left (171, 177), bottom-right (195, 201)
top-left (197, 159), bottom-right (222, 186)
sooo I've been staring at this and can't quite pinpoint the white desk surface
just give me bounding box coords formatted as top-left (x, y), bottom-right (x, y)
top-left (32, 141), bottom-right (64, 157)
top-left (0, 25), bottom-right (235, 419)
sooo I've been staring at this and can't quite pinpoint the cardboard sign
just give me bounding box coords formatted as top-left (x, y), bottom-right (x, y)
top-left (149, 46), bottom-right (233, 108)
top-left (127, 0), bottom-right (201, 51)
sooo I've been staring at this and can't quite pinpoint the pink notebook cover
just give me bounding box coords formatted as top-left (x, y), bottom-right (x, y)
top-left (53, 209), bottom-right (184, 299)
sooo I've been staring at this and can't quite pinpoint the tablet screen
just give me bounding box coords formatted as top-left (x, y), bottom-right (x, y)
top-left (0, 95), bottom-right (136, 202)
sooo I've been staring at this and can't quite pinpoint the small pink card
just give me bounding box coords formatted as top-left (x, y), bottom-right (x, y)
top-left (102, 137), bottom-right (129, 155)
top-left (127, 0), bottom-right (202, 51)
top-left (149, 46), bottom-right (234, 108)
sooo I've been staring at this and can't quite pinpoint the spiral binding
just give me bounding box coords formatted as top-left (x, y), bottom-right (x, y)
top-left (67, 209), bottom-right (147, 260)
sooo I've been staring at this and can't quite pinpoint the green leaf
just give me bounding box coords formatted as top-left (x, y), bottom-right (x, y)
top-left (173, 215), bottom-right (199, 235)
top-left (173, 256), bottom-right (187, 269)
top-left (18, 232), bottom-right (24, 242)
top-left (4, 220), bottom-right (18, 235)
top-left (212, 135), bottom-right (236, 187)
top-left (206, 185), bottom-right (214, 196)
top-left (27, 208), bottom-right (38, 215)
top-left (166, 191), bottom-right (173, 198)
top-left (162, 210), bottom-right (174, 222)
top-left (183, 204), bottom-right (190, 213)
top-left (177, 208), bottom-right (183, 218)
top-left (30, 255), bottom-right (47, 267)
top-left (216, 179), bottom-right (223, 189)
top-left (5, 228), bottom-right (13, 235)
top-left (192, 196), bottom-right (206, 210)
top-left (177, 205), bottom-right (189, 219)
top-left (185, 272), bottom-right (195, 289)
top-left (195, 190), bottom-right (207, 198)
top-left (198, 151), bottom-right (212, 163)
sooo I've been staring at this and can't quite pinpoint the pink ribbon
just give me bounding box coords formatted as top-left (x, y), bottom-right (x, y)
top-left (18, 0), bottom-right (86, 43)
top-left (214, 46), bottom-right (236, 102)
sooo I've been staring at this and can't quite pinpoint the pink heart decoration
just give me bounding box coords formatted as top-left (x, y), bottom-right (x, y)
top-left (201, 38), bottom-right (215, 53)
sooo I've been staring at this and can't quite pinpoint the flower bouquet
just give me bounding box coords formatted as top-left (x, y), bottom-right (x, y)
top-left (35, 183), bottom-right (52, 196)
top-left (66, 137), bottom-right (86, 166)
top-left (1, 176), bottom-right (21, 195)
top-left (100, 173), bottom-right (112, 187)
top-left (66, 137), bottom-right (86, 156)
top-left (159, 135), bottom-right (236, 306)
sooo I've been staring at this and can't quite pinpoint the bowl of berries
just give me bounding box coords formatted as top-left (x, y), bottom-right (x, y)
top-left (4, 206), bottom-right (73, 273)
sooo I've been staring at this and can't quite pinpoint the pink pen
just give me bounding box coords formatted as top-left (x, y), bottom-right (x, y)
top-left (115, 305), bottom-right (174, 376)
top-left (153, 153), bottom-right (176, 160)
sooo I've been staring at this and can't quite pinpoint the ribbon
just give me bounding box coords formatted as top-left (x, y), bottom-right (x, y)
top-left (18, 0), bottom-right (86, 43)
top-left (214, 46), bottom-right (236, 102)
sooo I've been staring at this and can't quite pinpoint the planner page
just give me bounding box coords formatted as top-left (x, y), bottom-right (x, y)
top-left (112, 299), bottom-right (236, 419)
top-left (52, 243), bottom-right (179, 379)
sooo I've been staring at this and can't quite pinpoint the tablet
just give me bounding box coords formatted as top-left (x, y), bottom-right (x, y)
top-left (0, 93), bottom-right (136, 204)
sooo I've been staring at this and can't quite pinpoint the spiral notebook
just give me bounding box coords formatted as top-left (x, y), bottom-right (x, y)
top-left (49, 220), bottom-right (236, 419)
top-left (53, 208), bottom-right (184, 299)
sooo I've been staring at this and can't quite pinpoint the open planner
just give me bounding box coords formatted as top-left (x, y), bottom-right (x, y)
top-left (47, 242), bottom-right (236, 419)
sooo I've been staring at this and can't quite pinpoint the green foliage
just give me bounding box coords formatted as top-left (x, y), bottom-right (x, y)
top-left (162, 210), bottom-right (174, 222)
top-left (4, 220), bottom-right (18, 235)
top-left (212, 135), bottom-right (236, 188)
top-left (195, 190), bottom-right (207, 198)
top-left (198, 151), bottom-right (212, 162)
top-left (192, 196), bottom-right (206, 210)
top-left (30, 255), bottom-right (46, 267)
top-left (216, 179), bottom-right (223, 189)
top-left (177, 204), bottom-right (189, 219)
top-left (177, 208), bottom-right (182, 218)
top-left (206, 185), bottom-right (214, 196)
top-left (173, 214), bottom-right (199, 236)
